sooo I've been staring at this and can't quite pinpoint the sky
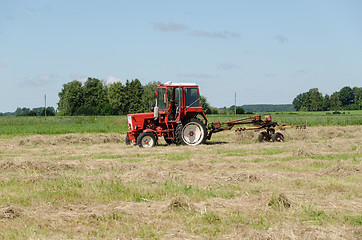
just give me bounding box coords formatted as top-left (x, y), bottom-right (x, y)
top-left (1, 0), bottom-right (362, 112)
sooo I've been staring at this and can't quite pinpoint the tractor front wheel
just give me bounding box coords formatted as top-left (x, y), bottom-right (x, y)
top-left (176, 118), bottom-right (207, 146)
top-left (125, 135), bottom-right (131, 145)
top-left (137, 132), bottom-right (157, 148)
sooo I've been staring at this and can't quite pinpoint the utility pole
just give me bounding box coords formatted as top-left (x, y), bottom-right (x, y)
top-left (234, 92), bottom-right (237, 115)
top-left (44, 94), bottom-right (47, 117)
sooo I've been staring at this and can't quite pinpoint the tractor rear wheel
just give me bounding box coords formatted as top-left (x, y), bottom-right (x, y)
top-left (258, 131), bottom-right (269, 142)
top-left (272, 132), bottom-right (284, 142)
top-left (137, 132), bottom-right (157, 148)
top-left (176, 118), bottom-right (207, 146)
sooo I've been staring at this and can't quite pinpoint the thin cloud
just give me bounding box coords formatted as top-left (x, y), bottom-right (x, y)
top-left (153, 22), bottom-right (188, 32)
top-left (20, 75), bottom-right (56, 87)
top-left (106, 75), bottom-right (122, 85)
top-left (177, 73), bottom-right (213, 78)
top-left (153, 22), bottom-right (239, 39)
top-left (191, 30), bottom-right (240, 39)
top-left (25, 6), bottom-right (37, 12)
top-left (0, 62), bottom-right (7, 68)
top-left (71, 73), bottom-right (88, 83)
top-left (276, 35), bottom-right (288, 43)
top-left (219, 62), bottom-right (241, 70)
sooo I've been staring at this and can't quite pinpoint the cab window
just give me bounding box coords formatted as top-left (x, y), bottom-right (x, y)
top-left (185, 88), bottom-right (200, 107)
top-left (157, 88), bottom-right (167, 110)
top-left (167, 87), bottom-right (180, 108)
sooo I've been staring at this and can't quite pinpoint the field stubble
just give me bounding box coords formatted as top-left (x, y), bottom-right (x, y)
top-left (0, 126), bottom-right (361, 239)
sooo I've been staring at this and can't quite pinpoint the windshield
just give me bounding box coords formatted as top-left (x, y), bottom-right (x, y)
top-left (157, 87), bottom-right (167, 110)
top-left (185, 87), bottom-right (200, 107)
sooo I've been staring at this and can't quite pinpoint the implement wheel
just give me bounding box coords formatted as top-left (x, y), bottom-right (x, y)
top-left (137, 132), bottom-right (157, 148)
top-left (272, 132), bottom-right (284, 142)
top-left (258, 131), bottom-right (270, 142)
top-left (176, 118), bottom-right (207, 146)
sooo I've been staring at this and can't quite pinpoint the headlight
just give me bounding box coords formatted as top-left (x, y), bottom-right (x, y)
top-left (127, 116), bottom-right (133, 130)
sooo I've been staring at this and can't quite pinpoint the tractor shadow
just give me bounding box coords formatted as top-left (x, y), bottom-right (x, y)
top-left (204, 141), bottom-right (228, 145)
top-left (157, 141), bottom-right (228, 147)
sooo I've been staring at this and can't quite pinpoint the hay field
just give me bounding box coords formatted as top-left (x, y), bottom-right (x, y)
top-left (0, 126), bottom-right (361, 239)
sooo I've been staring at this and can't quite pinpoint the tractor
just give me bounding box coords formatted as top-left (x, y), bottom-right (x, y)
top-left (126, 81), bottom-right (208, 147)
top-left (126, 82), bottom-right (305, 147)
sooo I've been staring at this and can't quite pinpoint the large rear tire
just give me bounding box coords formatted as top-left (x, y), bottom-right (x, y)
top-left (175, 118), bottom-right (207, 146)
top-left (137, 132), bottom-right (157, 148)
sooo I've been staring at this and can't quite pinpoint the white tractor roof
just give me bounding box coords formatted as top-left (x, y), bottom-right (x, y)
top-left (162, 81), bottom-right (197, 86)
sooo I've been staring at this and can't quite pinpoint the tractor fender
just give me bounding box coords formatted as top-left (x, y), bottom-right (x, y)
top-left (143, 129), bottom-right (155, 133)
top-left (142, 129), bottom-right (158, 140)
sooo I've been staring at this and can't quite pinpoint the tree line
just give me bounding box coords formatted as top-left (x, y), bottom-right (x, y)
top-left (292, 86), bottom-right (362, 111)
top-left (0, 107), bottom-right (55, 116)
top-left (58, 78), bottom-right (162, 115)
top-left (241, 104), bottom-right (295, 112)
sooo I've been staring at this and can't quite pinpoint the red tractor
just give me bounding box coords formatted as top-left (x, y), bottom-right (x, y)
top-left (126, 82), bottom-right (305, 147)
top-left (126, 82), bottom-right (208, 147)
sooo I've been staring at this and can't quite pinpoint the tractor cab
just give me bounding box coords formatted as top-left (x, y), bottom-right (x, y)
top-left (154, 82), bottom-right (204, 123)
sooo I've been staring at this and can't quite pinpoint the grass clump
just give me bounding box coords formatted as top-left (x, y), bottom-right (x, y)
top-left (301, 204), bottom-right (329, 225)
top-left (268, 193), bottom-right (291, 211)
top-left (343, 215), bottom-right (362, 226)
top-left (168, 197), bottom-right (194, 212)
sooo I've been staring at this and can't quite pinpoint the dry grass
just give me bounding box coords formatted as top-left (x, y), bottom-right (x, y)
top-left (0, 126), bottom-right (361, 239)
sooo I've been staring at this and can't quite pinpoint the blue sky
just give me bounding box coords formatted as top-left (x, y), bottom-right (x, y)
top-left (1, 0), bottom-right (361, 112)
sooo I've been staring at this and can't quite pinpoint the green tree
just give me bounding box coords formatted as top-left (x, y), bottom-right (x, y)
top-left (228, 105), bottom-right (244, 114)
top-left (322, 94), bottom-right (330, 111)
top-left (26, 111), bottom-right (37, 116)
top-left (58, 80), bottom-right (84, 115)
top-left (82, 78), bottom-right (106, 115)
top-left (108, 82), bottom-right (126, 114)
top-left (236, 106), bottom-right (245, 114)
top-left (353, 87), bottom-right (362, 110)
top-left (292, 92), bottom-right (307, 111)
top-left (308, 88), bottom-right (323, 111)
top-left (127, 79), bottom-right (143, 113)
top-left (142, 81), bottom-right (160, 112)
top-left (40, 107), bottom-right (56, 116)
top-left (339, 86), bottom-right (354, 106)
top-left (208, 107), bottom-right (219, 114)
top-left (330, 91), bottom-right (342, 110)
top-left (15, 107), bottom-right (31, 116)
top-left (200, 96), bottom-right (212, 114)
top-left (293, 88), bottom-right (324, 111)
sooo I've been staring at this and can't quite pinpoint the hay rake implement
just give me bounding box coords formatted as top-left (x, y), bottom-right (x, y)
top-left (208, 115), bottom-right (306, 142)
